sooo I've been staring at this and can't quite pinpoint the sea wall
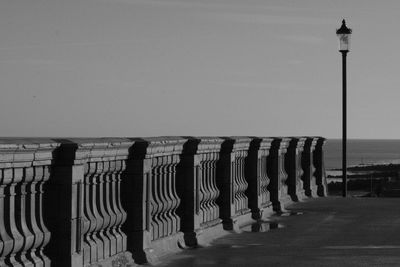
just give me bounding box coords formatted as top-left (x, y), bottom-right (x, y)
top-left (0, 136), bottom-right (327, 266)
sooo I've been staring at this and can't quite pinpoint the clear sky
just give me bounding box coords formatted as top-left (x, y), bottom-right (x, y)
top-left (1, 0), bottom-right (399, 138)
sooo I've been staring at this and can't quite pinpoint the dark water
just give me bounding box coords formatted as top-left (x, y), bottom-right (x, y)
top-left (325, 139), bottom-right (400, 170)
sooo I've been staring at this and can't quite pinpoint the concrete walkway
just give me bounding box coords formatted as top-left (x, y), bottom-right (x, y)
top-left (158, 197), bottom-right (400, 267)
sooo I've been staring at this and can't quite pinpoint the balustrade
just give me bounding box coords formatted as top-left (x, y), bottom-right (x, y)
top-left (267, 138), bottom-right (290, 211)
top-left (285, 138), bottom-right (306, 201)
top-left (45, 138), bottom-right (134, 267)
top-left (301, 137), bottom-right (318, 197)
top-left (0, 139), bottom-right (58, 267)
top-left (0, 136), bottom-right (328, 266)
top-left (217, 137), bottom-right (252, 231)
top-left (123, 137), bottom-right (185, 264)
top-left (246, 137), bottom-right (273, 220)
top-left (314, 137), bottom-right (327, 197)
top-left (177, 137), bottom-right (225, 246)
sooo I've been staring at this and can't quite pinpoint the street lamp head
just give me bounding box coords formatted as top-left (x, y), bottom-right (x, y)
top-left (336, 19), bottom-right (352, 52)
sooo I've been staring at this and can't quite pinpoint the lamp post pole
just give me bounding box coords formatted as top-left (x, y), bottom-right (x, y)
top-left (336, 19), bottom-right (352, 198)
top-left (342, 50), bottom-right (347, 197)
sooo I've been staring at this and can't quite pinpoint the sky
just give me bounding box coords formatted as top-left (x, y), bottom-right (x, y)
top-left (1, 0), bottom-right (400, 139)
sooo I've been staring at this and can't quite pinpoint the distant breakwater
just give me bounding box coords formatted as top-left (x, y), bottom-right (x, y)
top-left (327, 162), bottom-right (400, 196)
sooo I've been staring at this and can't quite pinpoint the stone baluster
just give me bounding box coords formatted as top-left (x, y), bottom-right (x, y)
top-left (154, 159), bottom-right (166, 239)
top-left (30, 166), bottom-right (52, 265)
top-left (162, 158), bottom-right (173, 237)
top-left (164, 159), bottom-right (174, 237)
top-left (98, 162), bottom-right (111, 260)
top-left (3, 167), bottom-right (21, 267)
top-left (236, 151), bottom-right (248, 214)
top-left (314, 137), bottom-right (328, 197)
top-left (114, 160), bottom-right (128, 253)
top-left (124, 137), bottom-right (185, 264)
top-left (202, 157), bottom-right (211, 224)
top-left (285, 138), bottom-right (306, 201)
top-left (302, 137), bottom-right (319, 197)
top-left (97, 160), bottom-right (115, 261)
top-left (267, 138), bottom-right (290, 212)
top-left (260, 155), bottom-right (269, 206)
top-left (235, 155), bottom-right (242, 213)
top-left (81, 162), bottom-right (96, 264)
top-left (46, 138), bottom-right (134, 267)
top-left (105, 161), bottom-right (117, 257)
top-left (149, 162), bottom-right (159, 240)
top-left (233, 157), bottom-right (239, 213)
top-left (246, 138), bottom-right (273, 220)
top-left (279, 152), bottom-right (289, 199)
top-left (198, 160), bottom-right (205, 226)
top-left (0, 170), bottom-right (12, 267)
top-left (210, 154), bottom-right (220, 221)
top-left (16, 167), bottom-right (35, 265)
top-left (87, 162), bottom-right (104, 263)
top-left (0, 139), bottom-right (59, 267)
top-left (217, 137), bottom-right (252, 232)
top-left (202, 158), bottom-right (211, 224)
top-left (210, 154), bottom-right (219, 222)
top-left (177, 137), bottom-right (225, 247)
top-left (171, 157), bottom-right (181, 235)
top-left (208, 156), bottom-right (217, 222)
top-left (163, 157), bottom-right (175, 237)
top-left (107, 160), bottom-right (122, 257)
top-left (204, 156), bottom-right (213, 223)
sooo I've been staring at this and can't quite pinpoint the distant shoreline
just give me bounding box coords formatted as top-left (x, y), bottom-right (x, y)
top-left (327, 162), bottom-right (400, 179)
top-left (326, 162), bottom-right (400, 196)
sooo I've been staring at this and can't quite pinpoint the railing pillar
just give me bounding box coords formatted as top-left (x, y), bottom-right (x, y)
top-left (302, 137), bottom-right (319, 197)
top-left (45, 162), bottom-right (85, 267)
top-left (285, 138), bottom-right (306, 202)
top-left (246, 137), bottom-right (273, 220)
top-left (177, 137), bottom-right (226, 247)
top-left (314, 137), bottom-right (328, 197)
top-left (124, 137), bottom-right (185, 264)
top-left (217, 137), bottom-right (253, 232)
top-left (267, 138), bottom-right (290, 212)
top-left (45, 138), bottom-right (135, 267)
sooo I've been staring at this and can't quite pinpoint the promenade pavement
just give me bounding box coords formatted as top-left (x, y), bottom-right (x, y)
top-left (158, 196), bottom-right (400, 267)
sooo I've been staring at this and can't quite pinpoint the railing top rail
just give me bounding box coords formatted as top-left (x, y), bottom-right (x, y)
top-left (220, 136), bottom-right (252, 153)
top-left (0, 138), bottom-right (60, 168)
top-left (181, 136), bottom-right (224, 155)
top-left (52, 138), bottom-right (134, 165)
top-left (249, 137), bottom-right (273, 150)
top-left (288, 138), bottom-right (306, 150)
top-left (270, 137), bottom-right (291, 150)
top-left (130, 136), bottom-right (186, 158)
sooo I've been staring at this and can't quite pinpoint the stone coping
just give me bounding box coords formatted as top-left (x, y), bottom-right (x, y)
top-left (270, 137), bottom-right (291, 151)
top-left (52, 138), bottom-right (134, 164)
top-left (0, 138), bottom-right (60, 168)
top-left (304, 137), bottom-right (318, 150)
top-left (0, 136), bottom-right (326, 164)
top-left (249, 137), bottom-right (273, 152)
top-left (181, 136), bottom-right (224, 155)
top-left (130, 136), bottom-right (187, 158)
top-left (288, 137), bottom-right (307, 150)
top-left (220, 137), bottom-right (252, 154)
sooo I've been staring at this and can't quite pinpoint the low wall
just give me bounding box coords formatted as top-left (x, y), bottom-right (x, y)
top-left (0, 136), bottom-right (327, 266)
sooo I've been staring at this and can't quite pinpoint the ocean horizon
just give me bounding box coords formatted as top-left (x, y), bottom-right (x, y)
top-left (324, 139), bottom-right (400, 170)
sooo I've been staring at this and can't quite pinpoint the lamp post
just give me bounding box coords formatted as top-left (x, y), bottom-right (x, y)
top-left (336, 19), bottom-right (352, 197)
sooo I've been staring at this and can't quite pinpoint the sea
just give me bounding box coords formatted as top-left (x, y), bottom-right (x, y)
top-left (325, 139), bottom-right (400, 170)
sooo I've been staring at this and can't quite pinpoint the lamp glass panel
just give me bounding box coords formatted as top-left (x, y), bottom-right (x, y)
top-left (337, 33), bottom-right (351, 51)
